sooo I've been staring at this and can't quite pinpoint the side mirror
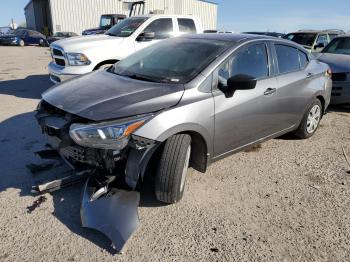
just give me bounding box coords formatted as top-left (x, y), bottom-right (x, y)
top-left (227, 74), bottom-right (257, 90)
top-left (219, 74), bottom-right (257, 97)
top-left (137, 31), bottom-right (155, 41)
top-left (314, 43), bottom-right (325, 49)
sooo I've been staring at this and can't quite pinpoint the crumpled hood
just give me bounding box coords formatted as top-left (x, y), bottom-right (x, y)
top-left (317, 53), bottom-right (350, 73)
top-left (52, 34), bottom-right (124, 52)
top-left (42, 70), bottom-right (185, 121)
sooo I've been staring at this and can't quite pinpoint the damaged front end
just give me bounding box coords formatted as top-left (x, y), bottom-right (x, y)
top-left (33, 100), bottom-right (160, 251)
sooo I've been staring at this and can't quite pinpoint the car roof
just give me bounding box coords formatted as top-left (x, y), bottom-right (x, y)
top-left (287, 30), bottom-right (343, 34)
top-left (181, 33), bottom-right (276, 43)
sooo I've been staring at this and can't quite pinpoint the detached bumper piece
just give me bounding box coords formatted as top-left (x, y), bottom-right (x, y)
top-left (81, 175), bottom-right (140, 252)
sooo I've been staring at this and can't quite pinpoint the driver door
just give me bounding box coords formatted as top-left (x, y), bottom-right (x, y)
top-left (213, 42), bottom-right (280, 158)
top-left (134, 18), bottom-right (174, 51)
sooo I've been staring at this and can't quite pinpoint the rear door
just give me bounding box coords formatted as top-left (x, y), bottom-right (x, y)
top-left (134, 18), bottom-right (174, 51)
top-left (213, 42), bottom-right (279, 157)
top-left (272, 43), bottom-right (312, 126)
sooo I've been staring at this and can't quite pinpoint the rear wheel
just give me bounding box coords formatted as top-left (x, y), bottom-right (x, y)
top-left (294, 99), bottom-right (322, 139)
top-left (155, 134), bottom-right (191, 204)
top-left (19, 39), bottom-right (25, 47)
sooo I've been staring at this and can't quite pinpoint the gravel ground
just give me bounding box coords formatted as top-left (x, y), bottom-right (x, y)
top-left (0, 46), bottom-right (350, 262)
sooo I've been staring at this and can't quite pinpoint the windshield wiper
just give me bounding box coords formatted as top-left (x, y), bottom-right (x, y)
top-left (124, 74), bottom-right (166, 83)
top-left (105, 32), bottom-right (116, 36)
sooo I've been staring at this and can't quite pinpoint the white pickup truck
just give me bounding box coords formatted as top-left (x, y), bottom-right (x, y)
top-left (48, 15), bottom-right (203, 84)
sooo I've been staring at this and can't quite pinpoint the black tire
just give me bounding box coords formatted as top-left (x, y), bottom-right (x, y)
top-left (155, 134), bottom-right (191, 204)
top-left (294, 99), bottom-right (322, 139)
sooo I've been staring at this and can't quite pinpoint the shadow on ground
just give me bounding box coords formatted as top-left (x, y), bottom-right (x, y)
top-left (0, 74), bottom-right (52, 99)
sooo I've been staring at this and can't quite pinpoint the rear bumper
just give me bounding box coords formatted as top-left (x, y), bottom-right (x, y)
top-left (331, 81), bottom-right (350, 105)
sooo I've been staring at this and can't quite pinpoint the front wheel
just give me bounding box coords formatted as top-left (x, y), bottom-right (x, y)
top-left (155, 134), bottom-right (191, 204)
top-left (294, 99), bottom-right (322, 139)
top-left (19, 39), bottom-right (25, 47)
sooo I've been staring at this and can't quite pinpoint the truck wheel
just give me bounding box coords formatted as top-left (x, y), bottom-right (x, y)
top-left (155, 134), bottom-right (191, 204)
top-left (294, 99), bottom-right (322, 139)
top-left (19, 39), bottom-right (25, 47)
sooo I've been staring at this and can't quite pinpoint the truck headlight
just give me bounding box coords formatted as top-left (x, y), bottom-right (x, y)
top-left (69, 116), bottom-right (150, 150)
top-left (66, 52), bottom-right (91, 66)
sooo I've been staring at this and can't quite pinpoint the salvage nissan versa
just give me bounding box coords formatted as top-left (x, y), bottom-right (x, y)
top-left (35, 34), bottom-right (332, 251)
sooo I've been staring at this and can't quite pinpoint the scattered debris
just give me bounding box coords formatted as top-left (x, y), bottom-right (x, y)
top-left (212, 227), bottom-right (217, 233)
top-left (26, 196), bottom-right (47, 213)
top-left (210, 248), bottom-right (219, 253)
top-left (244, 144), bottom-right (262, 153)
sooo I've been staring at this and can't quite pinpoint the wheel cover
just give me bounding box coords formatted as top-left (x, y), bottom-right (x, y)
top-left (180, 145), bottom-right (191, 192)
top-left (306, 104), bottom-right (321, 134)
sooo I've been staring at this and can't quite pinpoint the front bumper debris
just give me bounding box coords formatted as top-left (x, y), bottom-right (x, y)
top-left (81, 175), bottom-right (140, 251)
top-left (30, 101), bottom-right (160, 252)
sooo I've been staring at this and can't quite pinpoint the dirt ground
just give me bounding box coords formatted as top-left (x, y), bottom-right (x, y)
top-left (0, 46), bottom-right (349, 262)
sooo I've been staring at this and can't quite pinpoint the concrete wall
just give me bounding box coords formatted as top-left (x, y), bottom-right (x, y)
top-left (48, 0), bottom-right (217, 34)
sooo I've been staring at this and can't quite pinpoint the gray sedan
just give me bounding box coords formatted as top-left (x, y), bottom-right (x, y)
top-left (35, 34), bottom-right (332, 251)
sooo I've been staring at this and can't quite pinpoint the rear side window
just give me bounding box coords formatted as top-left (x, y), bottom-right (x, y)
top-left (329, 34), bottom-right (338, 41)
top-left (298, 50), bottom-right (309, 69)
top-left (144, 18), bottom-right (173, 39)
top-left (178, 18), bottom-right (196, 33)
top-left (231, 43), bottom-right (269, 79)
top-left (275, 45), bottom-right (300, 74)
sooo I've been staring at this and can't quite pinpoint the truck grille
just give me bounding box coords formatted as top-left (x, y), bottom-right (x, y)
top-left (51, 47), bottom-right (66, 67)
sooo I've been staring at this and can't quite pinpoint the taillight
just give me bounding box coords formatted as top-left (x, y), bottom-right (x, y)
top-left (325, 68), bottom-right (332, 77)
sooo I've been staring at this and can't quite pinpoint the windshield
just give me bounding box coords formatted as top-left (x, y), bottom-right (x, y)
top-left (284, 33), bottom-right (317, 47)
top-left (100, 15), bottom-right (113, 27)
top-left (322, 37), bottom-right (350, 55)
top-left (112, 38), bottom-right (231, 84)
top-left (105, 17), bottom-right (148, 37)
top-left (54, 32), bottom-right (65, 37)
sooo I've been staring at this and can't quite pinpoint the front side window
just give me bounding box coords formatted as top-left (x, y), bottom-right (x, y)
top-left (275, 45), bottom-right (300, 74)
top-left (100, 15), bottom-right (113, 27)
top-left (231, 44), bottom-right (269, 79)
top-left (105, 17), bottom-right (148, 37)
top-left (322, 37), bottom-right (350, 55)
top-left (113, 38), bottom-right (231, 84)
top-left (143, 18), bottom-right (173, 39)
top-left (178, 18), bottom-right (196, 33)
top-left (217, 43), bottom-right (269, 88)
top-left (316, 34), bottom-right (328, 45)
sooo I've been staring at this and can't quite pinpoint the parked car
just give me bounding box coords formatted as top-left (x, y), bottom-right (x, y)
top-left (283, 29), bottom-right (344, 53)
top-left (317, 34), bottom-right (350, 105)
top-left (0, 29), bottom-right (47, 46)
top-left (36, 34), bottom-right (332, 250)
top-left (46, 32), bottom-right (78, 45)
top-left (243, 32), bottom-right (285, 38)
top-left (0, 26), bottom-right (12, 36)
top-left (48, 15), bottom-right (203, 83)
top-left (82, 14), bottom-right (126, 35)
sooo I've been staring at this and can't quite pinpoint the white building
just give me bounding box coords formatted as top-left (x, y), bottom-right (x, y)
top-left (24, 0), bottom-right (217, 35)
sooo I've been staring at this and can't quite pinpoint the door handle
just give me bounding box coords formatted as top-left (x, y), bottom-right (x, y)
top-left (306, 72), bottom-right (314, 79)
top-left (264, 88), bottom-right (276, 96)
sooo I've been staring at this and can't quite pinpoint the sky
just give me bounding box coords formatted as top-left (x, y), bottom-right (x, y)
top-left (1, 0), bottom-right (350, 33)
